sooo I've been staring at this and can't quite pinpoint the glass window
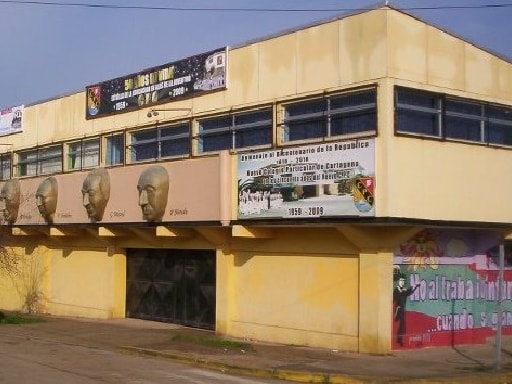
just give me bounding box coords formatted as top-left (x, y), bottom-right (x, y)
top-left (17, 145), bottom-right (62, 177)
top-left (487, 106), bottom-right (512, 146)
top-left (395, 86), bottom-right (512, 147)
top-left (105, 132), bottom-right (125, 166)
top-left (0, 153), bottom-right (11, 180)
top-left (396, 88), bottom-right (441, 137)
top-left (445, 100), bottom-right (483, 142)
top-left (67, 138), bottom-right (99, 170)
top-left (130, 124), bottom-right (190, 162)
top-left (160, 124), bottom-right (189, 158)
top-left (283, 89), bottom-right (376, 143)
top-left (198, 109), bottom-right (272, 154)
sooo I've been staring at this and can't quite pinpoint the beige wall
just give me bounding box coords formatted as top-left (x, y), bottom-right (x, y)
top-left (387, 9), bottom-right (512, 101)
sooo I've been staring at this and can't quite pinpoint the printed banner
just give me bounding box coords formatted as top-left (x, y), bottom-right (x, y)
top-left (0, 105), bottom-right (23, 136)
top-left (393, 229), bottom-right (512, 349)
top-left (86, 48), bottom-right (227, 118)
top-left (237, 139), bottom-right (375, 219)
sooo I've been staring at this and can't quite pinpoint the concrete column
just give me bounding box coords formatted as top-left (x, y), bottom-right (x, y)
top-left (359, 251), bottom-right (393, 354)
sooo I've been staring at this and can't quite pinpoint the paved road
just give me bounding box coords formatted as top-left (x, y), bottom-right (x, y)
top-left (0, 332), bottom-right (292, 384)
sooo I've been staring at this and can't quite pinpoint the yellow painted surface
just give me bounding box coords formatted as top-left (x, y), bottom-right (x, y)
top-left (229, 251), bottom-right (359, 350)
top-left (359, 252), bottom-right (393, 353)
top-left (338, 10), bottom-right (387, 84)
top-left (426, 28), bottom-right (466, 89)
top-left (47, 247), bottom-right (122, 318)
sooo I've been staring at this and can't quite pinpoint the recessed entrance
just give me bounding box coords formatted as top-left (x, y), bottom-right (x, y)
top-left (126, 248), bottom-right (216, 330)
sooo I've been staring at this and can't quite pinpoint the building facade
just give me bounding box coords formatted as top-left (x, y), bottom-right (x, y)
top-left (0, 5), bottom-right (512, 353)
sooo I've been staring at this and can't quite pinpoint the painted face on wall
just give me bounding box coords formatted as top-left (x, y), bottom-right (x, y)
top-left (82, 169), bottom-right (110, 223)
top-left (137, 166), bottom-right (169, 222)
top-left (0, 179), bottom-right (20, 225)
top-left (36, 177), bottom-right (58, 224)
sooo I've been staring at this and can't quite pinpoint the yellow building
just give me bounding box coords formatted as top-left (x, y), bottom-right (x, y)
top-left (0, 5), bottom-right (512, 353)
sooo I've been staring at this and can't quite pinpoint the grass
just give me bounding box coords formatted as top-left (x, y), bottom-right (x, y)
top-left (171, 332), bottom-right (254, 351)
top-left (0, 311), bottom-right (45, 324)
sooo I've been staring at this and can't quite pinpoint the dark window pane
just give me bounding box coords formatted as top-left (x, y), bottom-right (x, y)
top-left (397, 110), bottom-right (439, 136)
top-left (200, 117), bottom-right (231, 131)
top-left (235, 110), bottom-right (271, 126)
top-left (287, 119), bottom-right (325, 141)
top-left (488, 123), bottom-right (512, 146)
top-left (132, 130), bottom-right (157, 143)
top-left (446, 100), bottom-right (481, 116)
top-left (236, 128), bottom-right (272, 148)
top-left (201, 133), bottom-right (232, 152)
top-left (332, 112), bottom-right (376, 136)
top-left (445, 116), bottom-right (481, 141)
top-left (131, 143), bottom-right (157, 161)
top-left (161, 139), bottom-right (189, 157)
top-left (331, 90), bottom-right (376, 109)
top-left (397, 89), bottom-right (438, 109)
top-left (488, 105), bottom-right (512, 121)
top-left (286, 99), bottom-right (325, 118)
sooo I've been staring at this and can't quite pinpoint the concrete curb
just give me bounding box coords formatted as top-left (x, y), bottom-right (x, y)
top-left (118, 346), bottom-right (512, 384)
top-left (118, 346), bottom-right (369, 383)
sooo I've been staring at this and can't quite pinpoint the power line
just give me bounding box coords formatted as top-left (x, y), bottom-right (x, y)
top-left (0, 0), bottom-right (512, 12)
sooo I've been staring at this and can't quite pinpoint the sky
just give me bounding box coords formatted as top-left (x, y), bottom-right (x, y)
top-left (0, 0), bottom-right (510, 108)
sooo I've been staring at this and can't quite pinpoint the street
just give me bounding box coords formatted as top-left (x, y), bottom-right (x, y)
top-left (0, 332), bottom-right (291, 384)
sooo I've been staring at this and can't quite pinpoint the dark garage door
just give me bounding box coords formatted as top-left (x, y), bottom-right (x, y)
top-left (126, 248), bottom-right (216, 330)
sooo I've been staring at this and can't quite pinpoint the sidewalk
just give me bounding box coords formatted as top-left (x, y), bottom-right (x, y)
top-left (5, 315), bottom-right (512, 383)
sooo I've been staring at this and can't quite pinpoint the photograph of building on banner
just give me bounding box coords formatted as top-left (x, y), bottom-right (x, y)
top-left (237, 139), bottom-right (375, 219)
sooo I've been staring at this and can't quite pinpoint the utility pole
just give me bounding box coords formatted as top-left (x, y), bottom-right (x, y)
top-left (495, 242), bottom-right (504, 370)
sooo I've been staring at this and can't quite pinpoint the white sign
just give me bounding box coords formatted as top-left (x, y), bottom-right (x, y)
top-left (0, 105), bottom-right (23, 136)
top-left (237, 139), bottom-right (375, 219)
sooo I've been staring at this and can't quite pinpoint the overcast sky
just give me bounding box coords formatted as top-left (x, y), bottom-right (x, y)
top-left (0, 0), bottom-right (510, 108)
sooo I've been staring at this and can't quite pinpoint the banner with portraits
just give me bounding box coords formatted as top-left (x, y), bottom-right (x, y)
top-left (0, 157), bottom-right (221, 225)
top-left (86, 48), bottom-right (227, 118)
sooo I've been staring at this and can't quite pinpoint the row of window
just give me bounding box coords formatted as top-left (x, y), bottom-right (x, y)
top-left (396, 87), bottom-right (512, 145)
top-left (0, 87), bottom-right (378, 179)
top-left (2, 86), bottom-right (511, 180)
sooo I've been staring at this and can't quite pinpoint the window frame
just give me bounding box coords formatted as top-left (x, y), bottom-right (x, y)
top-left (103, 131), bottom-right (125, 167)
top-left (129, 122), bottom-right (191, 163)
top-left (196, 108), bottom-right (273, 155)
top-left (16, 144), bottom-right (63, 177)
top-left (0, 153), bottom-right (12, 180)
top-left (66, 137), bottom-right (100, 171)
top-left (280, 88), bottom-right (377, 145)
top-left (395, 86), bottom-right (512, 147)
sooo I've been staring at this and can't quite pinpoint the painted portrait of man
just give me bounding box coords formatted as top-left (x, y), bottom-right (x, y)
top-left (0, 179), bottom-right (20, 225)
top-left (82, 168), bottom-right (110, 223)
top-left (137, 165), bottom-right (169, 222)
top-left (36, 176), bottom-right (58, 224)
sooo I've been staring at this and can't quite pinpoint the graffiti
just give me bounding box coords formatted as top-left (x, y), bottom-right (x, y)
top-left (400, 230), bottom-right (441, 270)
top-left (393, 229), bottom-right (512, 349)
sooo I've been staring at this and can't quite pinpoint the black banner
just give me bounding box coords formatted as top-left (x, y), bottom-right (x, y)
top-left (86, 48), bottom-right (227, 119)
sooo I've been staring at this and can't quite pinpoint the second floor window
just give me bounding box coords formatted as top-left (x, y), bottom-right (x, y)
top-left (17, 145), bottom-right (62, 177)
top-left (67, 138), bottom-right (99, 170)
top-left (197, 109), bottom-right (272, 154)
top-left (282, 88), bottom-right (377, 143)
top-left (0, 153), bottom-right (11, 180)
top-left (395, 86), bottom-right (512, 146)
top-left (130, 123), bottom-right (190, 163)
top-left (105, 132), bottom-right (125, 166)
